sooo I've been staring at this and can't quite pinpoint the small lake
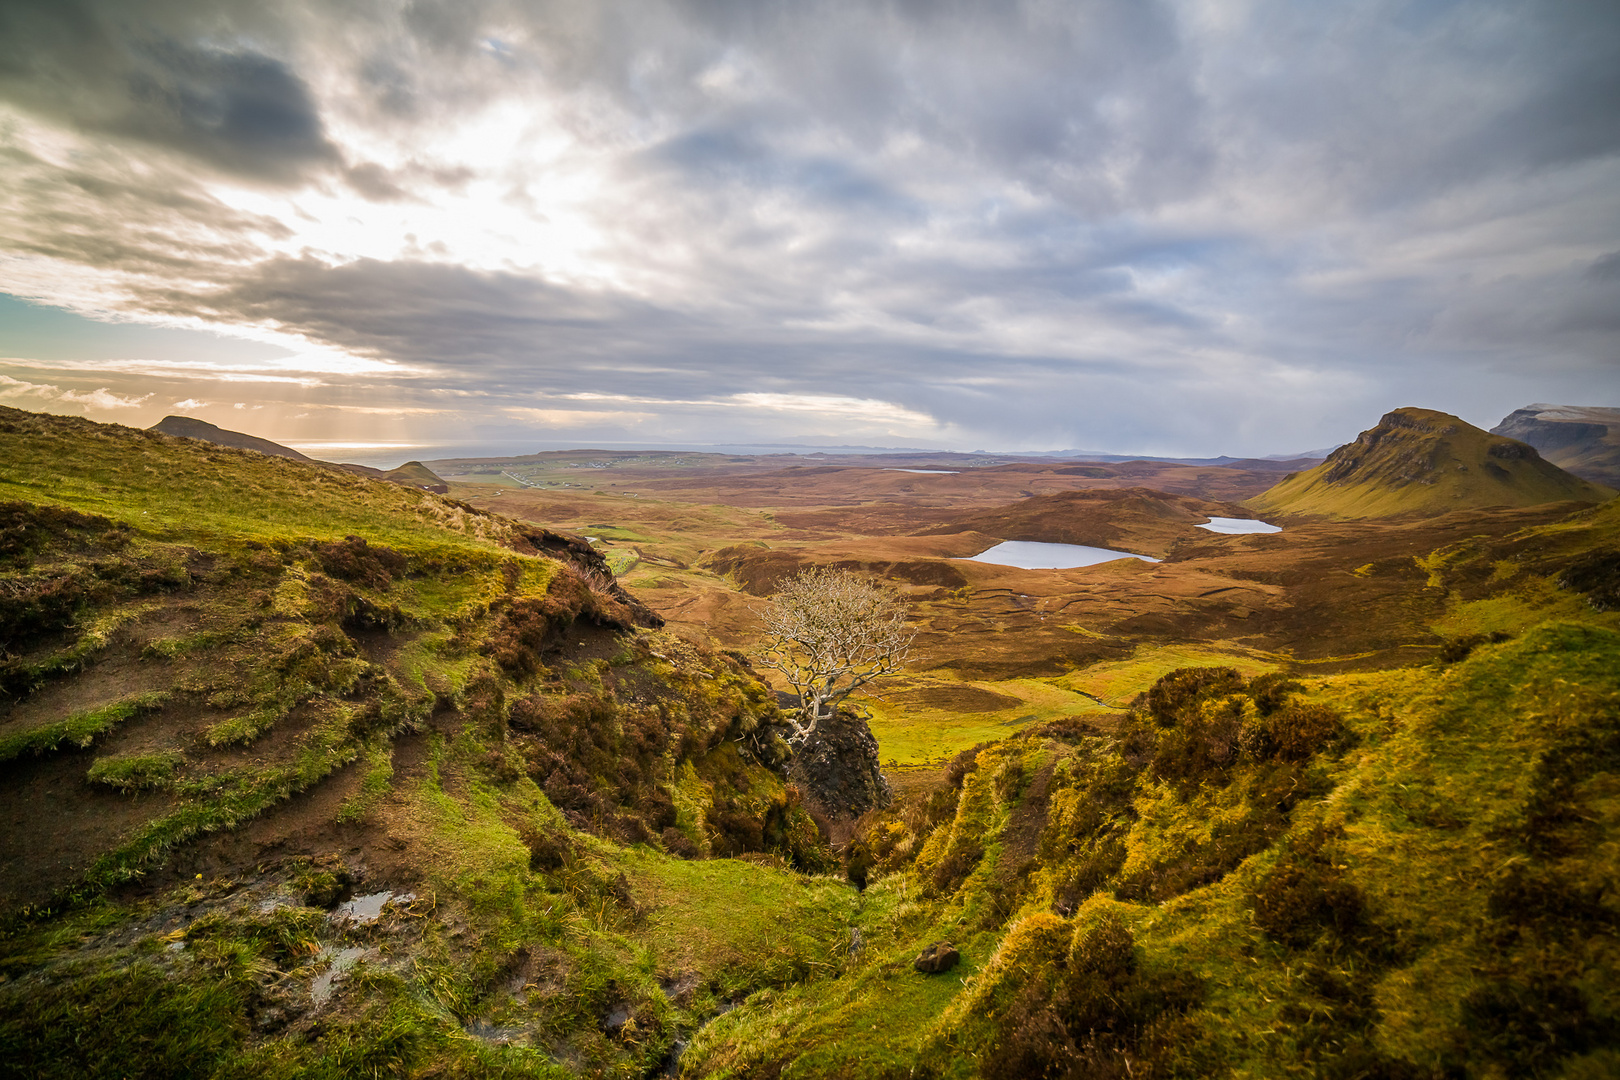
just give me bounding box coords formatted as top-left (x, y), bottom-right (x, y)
top-left (883, 468), bottom-right (959, 474)
top-left (959, 541), bottom-right (1160, 569)
top-left (1196, 517), bottom-right (1282, 535)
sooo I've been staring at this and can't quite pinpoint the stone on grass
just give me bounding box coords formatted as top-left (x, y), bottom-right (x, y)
top-left (914, 942), bottom-right (960, 974)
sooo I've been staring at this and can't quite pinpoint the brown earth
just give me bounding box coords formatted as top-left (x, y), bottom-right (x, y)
top-left (462, 458), bottom-right (1599, 684)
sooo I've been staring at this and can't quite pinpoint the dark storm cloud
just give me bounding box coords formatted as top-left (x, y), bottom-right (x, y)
top-left (1589, 253), bottom-right (1620, 282)
top-left (0, 0), bottom-right (337, 182)
top-left (134, 256), bottom-right (686, 381)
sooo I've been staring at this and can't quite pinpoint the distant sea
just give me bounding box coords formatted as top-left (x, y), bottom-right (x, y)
top-left (283, 442), bottom-right (533, 470)
top-left (285, 440), bottom-right (955, 470)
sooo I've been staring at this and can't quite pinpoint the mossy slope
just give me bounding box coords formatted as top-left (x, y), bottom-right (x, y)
top-left (685, 621), bottom-right (1619, 1078)
top-left (1251, 406), bottom-right (1613, 519)
top-left (0, 407), bottom-right (844, 1077)
top-left (684, 492), bottom-right (1620, 1077)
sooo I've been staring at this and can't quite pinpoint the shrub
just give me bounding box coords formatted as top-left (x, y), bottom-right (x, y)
top-left (312, 535), bottom-right (408, 590)
top-left (993, 756), bottom-right (1027, 803)
top-left (928, 839), bottom-right (986, 896)
top-left (945, 741), bottom-right (992, 788)
top-left (844, 838), bottom-right (875, 890)
top-left (1051, 835), bottom-right (1127, 916)
top-left (1439, 631), bottom-right (1511, 664)
top-left (0, 569), bottom-right (91, 653)
top-left (1058, 913), bottom-right (1137, 1036)
top-left (1557, 548), bottom-right (1620, 611)
top-left (1246, 672), bottom-right (1303, 715)
top-left (1150, 695), bottom-right (1248, 785)
top-left (980, 912), bottom-right (1204, 1080)
top-left (519, 823), bottom-right (577, 871)
top-left (0, 500), bottom-right (127, 568)
top-left (1459, 973), bottom-right (1601, 1076)
top-left (1144, 667), bottom-right (1246, 725)
top-left (1114, 806), bottom-right (1286, 904)
top-left (1252, 826), bottom-right (1364, 948)
top-left (1024, 716), bottom-right (1100, 742)
top-left (1251, 701), bottom-right (1352, 763)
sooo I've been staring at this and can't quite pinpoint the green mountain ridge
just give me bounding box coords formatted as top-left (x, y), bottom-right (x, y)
top-left (149, 415), bottom-right (449, 493)
top-left (1250, 406), bottom-right (1614, 519)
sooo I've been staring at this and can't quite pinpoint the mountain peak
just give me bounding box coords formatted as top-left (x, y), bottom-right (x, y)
top-left (1251, 406), bottom-right (1613, 518)
top-left (149, 415), bottom-right (313, 462)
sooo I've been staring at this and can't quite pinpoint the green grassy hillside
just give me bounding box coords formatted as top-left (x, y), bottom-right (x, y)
top-left (688, 637), bottom-right (1620, 1079)
top-left (2, 405), bottom-right (1618, 1078)
top-left (1250, 407), bottom-right (1613, 519)
top-left (380, 461), bottom-right (449, 491)
top-left (0, 407), bottom-right (837, 1077)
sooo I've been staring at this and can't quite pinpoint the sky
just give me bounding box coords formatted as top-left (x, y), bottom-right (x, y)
top-left (1, 0), bottom-right (1617, 462)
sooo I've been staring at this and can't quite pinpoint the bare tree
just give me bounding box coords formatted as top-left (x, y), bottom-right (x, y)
top-left (756, 567), bottom-right (913, 744)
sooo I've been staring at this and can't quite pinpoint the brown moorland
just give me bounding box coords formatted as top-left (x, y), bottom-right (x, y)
top-left (433, 426), bottom-right (1610, 766)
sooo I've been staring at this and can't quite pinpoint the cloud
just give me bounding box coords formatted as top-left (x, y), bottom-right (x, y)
top-left (0, 1), bottom-right (337, 183)
top-left (1589, 252), bottom-right (1620, 282)
top-left (0, 372), bottom-right (148, 411)
top-left (58, 387), bottom-right (151, 409)
top-left (0, 0), bottom-right (1617, 454)
top-left (0, 374), bottom-right (59, 399)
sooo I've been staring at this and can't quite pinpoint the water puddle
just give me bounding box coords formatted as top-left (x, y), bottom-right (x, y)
top-left (1196, 516), bottom-right (1281, 535)
top-left (958, 541), bottom-right (1159, 569)
top-left (465, 1020), bottom-right (528, 1045)
top-left (331, 890), bottom-right (414, 924)
top-left (311, 947), bottom-right (366, 1004)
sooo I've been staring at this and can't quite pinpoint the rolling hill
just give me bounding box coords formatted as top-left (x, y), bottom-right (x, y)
top-left (148, 415), bottom-right (449, 492)
top-left (1249, 406), bottom-right (1614, 518)
top-left (149, 415), bottom-right (314, 461)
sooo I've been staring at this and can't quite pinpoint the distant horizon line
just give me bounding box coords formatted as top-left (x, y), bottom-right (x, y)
top-left (284, 438), bottom-right (1340, 471)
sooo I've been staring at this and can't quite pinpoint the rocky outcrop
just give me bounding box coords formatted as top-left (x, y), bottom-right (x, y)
top-left (914, 942), bottom-right (961, 974)
top-left (787, 709), bottom-right (893, 821)
top-left (1492, 404), bottom-right (1620, 488)
top-left (509, 524), bottom-right (665, 630)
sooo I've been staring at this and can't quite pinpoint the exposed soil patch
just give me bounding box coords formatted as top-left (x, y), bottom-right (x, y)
top-left (0, 643), bottom-right (175, 742)
top-left (993, 759), bottom-right (1056, 887)
top-left (0, 746), bottom-right (178, 909)
top-left (93, 694), bottom-right (235, 758)
top-left (126, 759), bottom-right (386, 897)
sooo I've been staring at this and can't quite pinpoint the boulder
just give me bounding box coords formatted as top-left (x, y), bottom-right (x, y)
top-left (787, 709), bottom-right (893, 821)
top-left (914, 942), bottom-right (960, 974)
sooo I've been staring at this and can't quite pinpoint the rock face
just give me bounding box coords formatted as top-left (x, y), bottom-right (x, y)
top-left (914, 942), bottom-right (960, 974)
top-left (1491, 404), bottom-right (1620, 489)
top-left (787, 709), bottom-right (893, 821)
